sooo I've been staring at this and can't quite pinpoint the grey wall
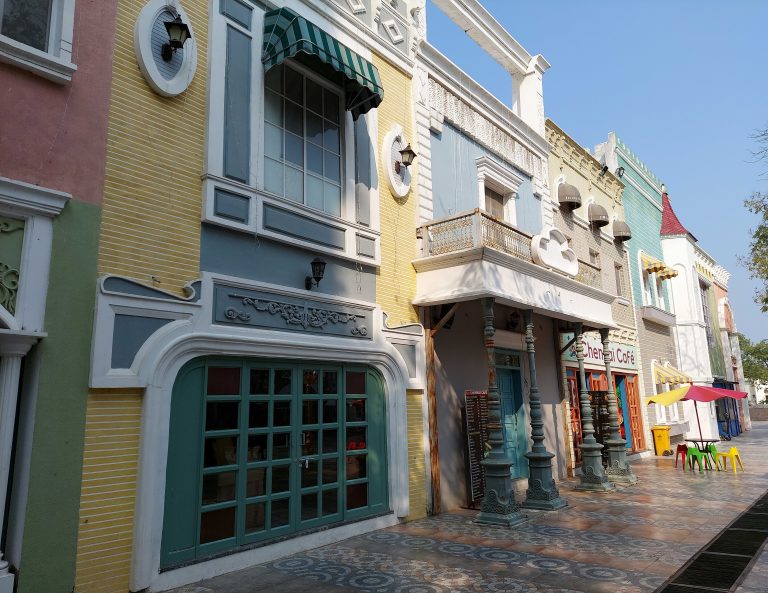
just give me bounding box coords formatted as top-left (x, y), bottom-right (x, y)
top-left (201, 224), bottom-right (376, 302)
top-left (430, 124), bottom-right (541, 235)
top-left (433, 301), bottom-right (568, 510)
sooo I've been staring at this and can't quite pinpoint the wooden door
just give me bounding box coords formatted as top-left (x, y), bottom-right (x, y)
top-left (625, 375), bottom-right (645, 451)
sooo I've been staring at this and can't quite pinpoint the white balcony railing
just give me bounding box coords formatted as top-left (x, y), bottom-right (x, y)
top-left (418, 209), bottom-right (602, 290)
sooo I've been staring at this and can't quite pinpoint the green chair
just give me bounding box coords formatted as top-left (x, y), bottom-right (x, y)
top-left (706, 444), bottom-right (720, 471)
top-left (687, 447), bottom-right (711, 473)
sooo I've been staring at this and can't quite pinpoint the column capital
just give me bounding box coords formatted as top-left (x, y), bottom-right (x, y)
top-left (0, 330), bottom-right (41, 357)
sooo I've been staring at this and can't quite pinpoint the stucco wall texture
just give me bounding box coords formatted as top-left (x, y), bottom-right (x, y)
top-left (0, 0), bottom-right (116, 204)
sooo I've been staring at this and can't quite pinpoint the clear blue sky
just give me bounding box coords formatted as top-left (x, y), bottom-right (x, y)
top-left (426, 0), bottom-right (768, 342)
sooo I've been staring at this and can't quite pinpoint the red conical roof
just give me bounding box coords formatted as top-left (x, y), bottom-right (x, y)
top-left (660, 192), bottom-right (696, 240)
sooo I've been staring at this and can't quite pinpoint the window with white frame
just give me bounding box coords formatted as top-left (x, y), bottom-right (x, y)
top-left (642, 270), bottom-right (653, 306)
top-left (615, 263), bottom-right (627, 297)
top-left (656, 277), bottom-right (666, 311)
top-left (476, 156), bottom-right (523, 226)
top-left (700, 280), bottom-right (714, 347)
top-left (264, 63), bottom-right (344, 217)
top-left (0, 0), bottom-right (76, 82)
top-left (1, 0), bottom-right (51, 50)
top-left (654, 385), bottom-right (667, 423)
top-left (204, 2), bottom-right (382, 264)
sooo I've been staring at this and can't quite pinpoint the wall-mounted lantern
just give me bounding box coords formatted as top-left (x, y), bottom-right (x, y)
top-left (395, 144), bottom-right (417, 174)
top-left (305, 258), bottom-right (327, 290)
top-left (162, 15), bottom-right (192, 61)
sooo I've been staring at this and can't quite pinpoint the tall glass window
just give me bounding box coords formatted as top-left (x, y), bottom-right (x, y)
top-left (264, 63), bottom-right (343, 217)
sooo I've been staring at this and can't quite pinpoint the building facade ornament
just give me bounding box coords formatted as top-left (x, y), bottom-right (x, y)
top-left (427, 78), bottom-right (544, 182)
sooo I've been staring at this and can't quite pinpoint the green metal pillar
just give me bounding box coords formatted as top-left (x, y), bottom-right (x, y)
top-left (522, 310), bottom-right (567, 510)
top-left (574, 324), bottom-right (613, 492)
top-left (476, 298), bottom-right (525, 526)
top-left (600, 328), bottom-right (638, 485)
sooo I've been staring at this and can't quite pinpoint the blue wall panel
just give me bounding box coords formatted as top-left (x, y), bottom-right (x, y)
top-left (430, 124), bottom-right (540, 235)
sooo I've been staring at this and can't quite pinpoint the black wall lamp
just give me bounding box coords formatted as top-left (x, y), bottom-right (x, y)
top-left (598, 164), bottom-right (609, 178)
top-left (162, 15), bottom-right (192, 61)
top-left (395, 144), bottom-right (417, 174)
top-left (305, 258), bottom-right (327, 290)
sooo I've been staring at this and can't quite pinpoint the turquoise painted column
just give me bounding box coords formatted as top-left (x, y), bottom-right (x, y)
top-left (574, 324), bottom-right (613, 492)
top-left (476, 298), bottom-right (524, 526)
top-left (601, 329), bottom-right (638, 485)
top-left (522, 310), bottom-right (567, 510)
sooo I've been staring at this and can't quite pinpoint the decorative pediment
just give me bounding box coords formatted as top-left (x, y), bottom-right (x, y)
top-left (530, 226), bottom-right (578, 276)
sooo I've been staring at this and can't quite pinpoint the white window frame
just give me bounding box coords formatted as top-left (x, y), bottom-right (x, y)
top-left (0, 0), bottom-right (76, 83)
top-left (655, 276), bottom-right (666, 311)
top-left (654, 383), bottom-right (667, 423)
top-left (475, 155), bottom-right (524, 227)
top-left (203, 1), bottom-right (381, 265)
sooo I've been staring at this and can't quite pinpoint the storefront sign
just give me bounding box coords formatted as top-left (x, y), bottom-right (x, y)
top-left (561, 332), bottom-right (638, 371)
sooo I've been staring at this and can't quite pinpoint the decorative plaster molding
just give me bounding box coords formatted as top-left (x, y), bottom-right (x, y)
top-left (427, 77), bottom-right (544, 181)
top-left (134, 0), bottom-right (198, 97)
top-left (0, 177), bottom-right (69, 218)
top-left (530, 227), bottom-right (578, 277)
top-left (381, 19), bottom-right (404, 44)
top-left (419, 43), bottom-right (549, 157)
top-left (382, 124), bottom-right (412, 199)
top-left (546, 120), bottom-right (623, 204)
top-left (345, 0), bottom-right (367, 14)
top-left (225, 294), bottom-right (369, 337)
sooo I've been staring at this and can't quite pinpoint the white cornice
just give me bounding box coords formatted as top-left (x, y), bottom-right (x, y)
top-left (419, 42), bottom-right (549, 158)
top-left (0, 176), bottom-right (70, 217)
top-left (430, 0), bottom-right (539, 75)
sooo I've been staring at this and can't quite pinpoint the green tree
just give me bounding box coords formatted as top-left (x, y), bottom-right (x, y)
top-left (743, 192), bottom-right (768, 311)
top-left (738, 333), bottom-right (768, 384)
top-left (743, 128), bottom-right (768, 310)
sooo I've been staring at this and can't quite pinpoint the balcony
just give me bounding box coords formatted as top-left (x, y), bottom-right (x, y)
top-left (413, 210), bottom-right (616, 327)
top-left (419, 209), bottom-right (602, 290)
top-left (640, 305), bottom-right (676, 327)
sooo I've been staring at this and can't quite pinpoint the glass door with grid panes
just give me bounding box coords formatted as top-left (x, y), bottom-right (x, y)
top-left (161, 359), bottom-right (387, 568)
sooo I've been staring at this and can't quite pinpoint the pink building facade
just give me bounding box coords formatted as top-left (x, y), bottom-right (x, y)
top-left (0, 2), bottom-right (117, 592)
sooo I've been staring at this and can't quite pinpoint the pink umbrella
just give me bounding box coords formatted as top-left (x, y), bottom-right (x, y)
top-left (646, 385), bottom-right (748, 442)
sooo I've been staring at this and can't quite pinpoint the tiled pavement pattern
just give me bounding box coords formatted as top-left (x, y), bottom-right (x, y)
top-left (172, 423), bottom-right (768, 593)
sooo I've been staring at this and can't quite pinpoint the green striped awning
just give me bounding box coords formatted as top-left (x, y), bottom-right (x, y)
top-left (262, 7), bottom-right (384, 120)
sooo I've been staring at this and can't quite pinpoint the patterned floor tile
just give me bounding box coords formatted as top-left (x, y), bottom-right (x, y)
top-left (167, 423), bottom-right (768, 593)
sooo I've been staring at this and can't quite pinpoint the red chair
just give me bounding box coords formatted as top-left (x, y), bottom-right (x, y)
top-left (675, 444), bottom-right (688, 471)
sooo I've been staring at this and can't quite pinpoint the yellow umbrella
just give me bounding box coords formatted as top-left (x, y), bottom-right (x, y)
top-left (644, 387), bottom-right (688, 407)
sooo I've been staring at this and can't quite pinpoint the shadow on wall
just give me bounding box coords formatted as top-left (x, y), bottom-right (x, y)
top-left (433, 298), bottom-right (568, 511)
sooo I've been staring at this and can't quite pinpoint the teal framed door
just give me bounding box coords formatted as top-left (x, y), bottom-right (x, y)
top-left (161, 359), bottom-right (388, 568)
top-left (614, 375), bottom-right (633, 449)
top-left (498, 367), bottom-right (528, 479)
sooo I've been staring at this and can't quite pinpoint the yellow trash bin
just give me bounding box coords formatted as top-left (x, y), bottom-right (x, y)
top-left (651, 425), bottom-right (672, 456)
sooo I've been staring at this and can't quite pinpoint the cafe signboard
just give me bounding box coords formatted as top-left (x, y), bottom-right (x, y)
top-left (561, 332), bottom-right (638, 371)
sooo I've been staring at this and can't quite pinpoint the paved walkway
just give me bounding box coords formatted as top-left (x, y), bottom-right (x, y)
top-left (173, 423), bottom-right (768, 593)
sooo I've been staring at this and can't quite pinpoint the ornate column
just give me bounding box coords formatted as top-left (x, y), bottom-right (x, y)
top-left (600, 329), bottom-right (638, 485)
top-left (477, 298), bottom-right (524, 526)
top-left (574, 324), bottom-right (613, 492)
top-left (522, 310), bottom-right (566, 510)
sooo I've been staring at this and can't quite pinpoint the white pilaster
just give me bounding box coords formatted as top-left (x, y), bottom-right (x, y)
top-left (0, 332), bottom-right (38, 593)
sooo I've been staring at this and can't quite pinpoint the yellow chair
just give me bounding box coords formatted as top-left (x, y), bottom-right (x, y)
top-left (715, 447), bottom-right (744, 474)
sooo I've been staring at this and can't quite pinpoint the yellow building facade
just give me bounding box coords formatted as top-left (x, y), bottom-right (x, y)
top-left (75, 1), bottom-right (426, 591)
